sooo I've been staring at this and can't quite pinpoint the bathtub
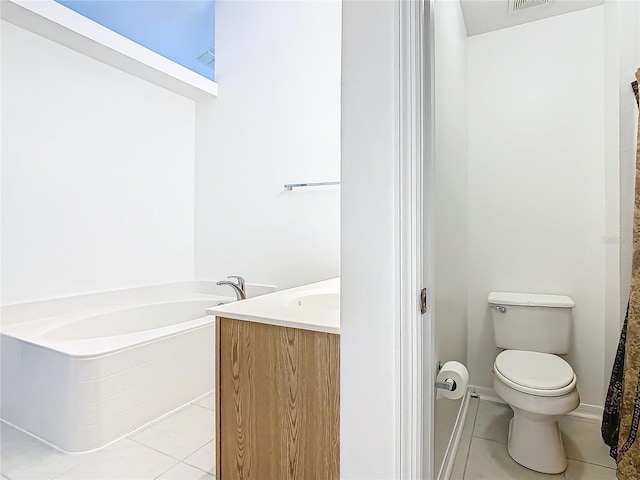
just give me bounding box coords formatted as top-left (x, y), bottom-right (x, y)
top-left (0, 294), bottom-right (229, 453)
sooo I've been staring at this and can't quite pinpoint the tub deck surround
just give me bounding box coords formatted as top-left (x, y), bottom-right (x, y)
top-left (0, 280), bottom-right (242, 328)
top-left (0, 283), bottom-right (234, 453)
top-left (1, 297), bottom-right (225, 357)
top-left (212, 278), bottom-right (340, 479)
top-left (206, 277), bottom-right (340, 334)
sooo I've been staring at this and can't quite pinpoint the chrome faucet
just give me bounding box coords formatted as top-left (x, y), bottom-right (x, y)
top-left (216, 276), bottom-right (246, 301)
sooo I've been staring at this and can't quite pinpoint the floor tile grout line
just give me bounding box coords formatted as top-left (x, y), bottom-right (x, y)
top-left (191, 403), bottom-right (215, 413)
top-left (127, 431), bottom-right (215, 465)
top-left (470, 434), bottom-right (507, 444)
top-left (183, 439), bottom-right (215, 462)
top-left (181, 460), bottom-right (215, 477)
top-left (152, 458), bottom-right (184, 480)
top-left (126, 436), bottom-right (189, 463)
top-left (461, 399), bottom-right (481, 480)
top-left (565, 457), bottom-right (617, 471)
top-left (469, 402), bottom-right (511, 444)
top-left (180, 440), bottom-right (215, 463)
top-left (190, 400), bottom-right (215, 410)
top-left (469, 435), bottom-right (508, 446)
top-left (469, 399), bottom-right (480, 436)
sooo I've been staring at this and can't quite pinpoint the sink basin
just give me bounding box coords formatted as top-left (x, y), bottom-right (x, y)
top-left (206, 278), bottom-right (340, 334)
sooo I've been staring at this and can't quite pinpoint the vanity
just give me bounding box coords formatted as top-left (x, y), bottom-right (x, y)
top-left (207, 278), bottom-right (340, 479)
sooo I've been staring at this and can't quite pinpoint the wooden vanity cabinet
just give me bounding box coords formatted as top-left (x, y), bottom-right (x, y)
top-left (215, 316), bottom-right (340, 480)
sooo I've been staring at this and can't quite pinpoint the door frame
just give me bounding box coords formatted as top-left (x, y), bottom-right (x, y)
top-left (397, 0), bottom-right (433, 478)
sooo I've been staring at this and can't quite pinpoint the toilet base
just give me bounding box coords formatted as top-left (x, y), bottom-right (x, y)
top-left (507, 408), bottom-right (567, 474)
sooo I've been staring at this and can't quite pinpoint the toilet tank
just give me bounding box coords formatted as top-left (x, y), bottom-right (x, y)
top-left (488, 292), bottom-right (575, 354)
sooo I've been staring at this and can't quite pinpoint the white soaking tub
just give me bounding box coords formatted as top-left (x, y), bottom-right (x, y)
top-left (0, 293), bottom-right (229, 453)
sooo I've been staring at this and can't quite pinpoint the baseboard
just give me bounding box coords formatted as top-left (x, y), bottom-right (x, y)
top-left (569, 403), bottom-right (604, 421)
top-left (437, 390), bottom-right (471, 480)
top-left (468, 385), bottom-right (604, 421)
top-left (469, 385), bottom-right (504, 404)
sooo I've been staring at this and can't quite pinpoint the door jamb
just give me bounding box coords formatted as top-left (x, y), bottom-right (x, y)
top-left (397, 0), bottom-right (433, 478)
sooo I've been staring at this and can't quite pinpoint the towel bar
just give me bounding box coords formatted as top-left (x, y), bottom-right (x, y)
top-left (284, 181), bottom-right (340, 191)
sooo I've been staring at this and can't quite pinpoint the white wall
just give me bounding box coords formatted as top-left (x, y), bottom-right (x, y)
top-left (1, 21), bottom-right (196, 305)
top-left (341, 1), bottom-right (399, 477)
top-left (467, 7), bottom-right (607, 406)
top-left (194, 0), bottom-right (341, 290)
top-left (432, 0), bottom-right (468, 472)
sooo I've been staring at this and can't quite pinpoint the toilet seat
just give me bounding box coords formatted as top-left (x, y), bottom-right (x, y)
top-left (494, 350), bottom-right (576, 397)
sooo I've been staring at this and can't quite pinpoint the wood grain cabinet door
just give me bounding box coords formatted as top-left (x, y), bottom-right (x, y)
top-left (216, 317), bottom-right (339, 480)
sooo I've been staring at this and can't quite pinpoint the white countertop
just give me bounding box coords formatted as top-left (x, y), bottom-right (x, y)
top-left (207, 277), bottom-right (340, 335)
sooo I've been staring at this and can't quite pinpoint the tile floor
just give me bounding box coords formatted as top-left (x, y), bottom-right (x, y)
top-left (0, 394), bottom-right (617, 480)
top-left (452, 397), bottom-right (618, 480)
top-left (0, 394), bottom-right (216, 480)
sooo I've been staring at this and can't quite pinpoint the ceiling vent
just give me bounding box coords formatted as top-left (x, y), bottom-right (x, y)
top-left (197, 50), bottom-right (215, 69)
top-left (509, 0), bottom-right (552, 13)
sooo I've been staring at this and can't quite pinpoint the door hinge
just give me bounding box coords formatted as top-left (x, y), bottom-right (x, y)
top-left (420, 288), bottom-right (427, 314)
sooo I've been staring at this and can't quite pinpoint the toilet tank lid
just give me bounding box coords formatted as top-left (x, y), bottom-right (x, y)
top-left (488, 292), bottom-right (575, 308)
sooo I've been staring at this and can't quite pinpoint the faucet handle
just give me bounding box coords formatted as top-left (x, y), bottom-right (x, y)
top-left (227, 276), bottom-right (245, 292)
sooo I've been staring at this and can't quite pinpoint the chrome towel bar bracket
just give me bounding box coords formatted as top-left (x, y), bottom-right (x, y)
top-left (284, 181), bottom-right (340, 191)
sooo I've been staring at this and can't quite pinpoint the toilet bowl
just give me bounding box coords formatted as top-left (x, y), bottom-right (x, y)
top-left (493, 350), bottom-right (580, 474)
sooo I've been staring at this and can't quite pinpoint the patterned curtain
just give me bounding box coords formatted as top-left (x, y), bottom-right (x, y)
top-left (602, 68), bottom-right (640, 480)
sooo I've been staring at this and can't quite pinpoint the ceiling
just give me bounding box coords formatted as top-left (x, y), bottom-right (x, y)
top-left (459, 0), bottom-right (604, 36)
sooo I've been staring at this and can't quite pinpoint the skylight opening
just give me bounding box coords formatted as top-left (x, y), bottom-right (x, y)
top-left (55, 0), bottom-right (216, 81)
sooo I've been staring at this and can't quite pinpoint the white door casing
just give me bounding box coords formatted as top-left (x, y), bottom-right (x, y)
top-left (398, 0), bottom-right (433, 478)
top-left (340, 0), bottom-right (429, 476)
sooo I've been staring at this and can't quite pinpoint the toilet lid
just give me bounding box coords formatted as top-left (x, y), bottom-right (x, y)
top-left (494, 350), bottom-right (575, 393)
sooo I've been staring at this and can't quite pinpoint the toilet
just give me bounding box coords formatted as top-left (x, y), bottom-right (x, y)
top-left (488, 292), bottom-right (580, 475)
